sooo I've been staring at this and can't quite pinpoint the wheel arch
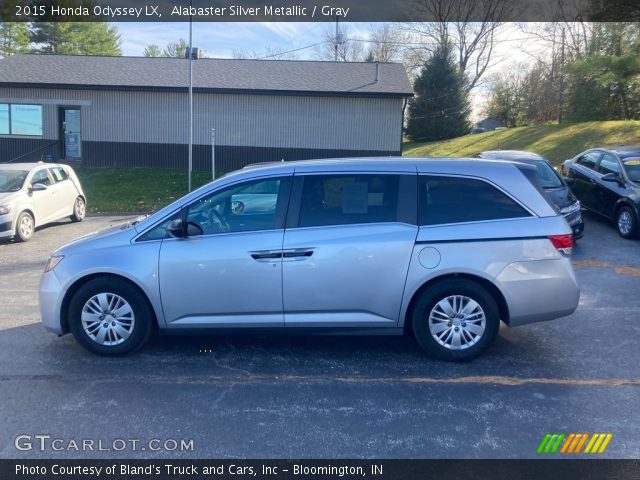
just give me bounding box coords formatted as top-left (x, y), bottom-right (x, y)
top-left (403, 273), bottom-right (510, 332)
top-left (16, 208), bottom-right (36, 227)
top-left (614, 198), bottom-right (639, 219)
top-left (60, 273), bottom-right (158, 335)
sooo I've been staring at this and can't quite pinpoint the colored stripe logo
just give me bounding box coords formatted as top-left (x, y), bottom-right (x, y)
top-left (537, 433), bottom-right (613, 454)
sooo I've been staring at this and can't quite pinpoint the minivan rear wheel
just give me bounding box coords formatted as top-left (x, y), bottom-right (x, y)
top-left (68, 277), bottom-right (153, 356)
top-left (411, 279), bottom-right (500, 361)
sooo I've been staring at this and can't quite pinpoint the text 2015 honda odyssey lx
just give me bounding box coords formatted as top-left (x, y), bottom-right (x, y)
top-left (39, 158), bottom-right (580, 361)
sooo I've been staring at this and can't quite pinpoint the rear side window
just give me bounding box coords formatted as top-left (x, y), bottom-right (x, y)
top-left (418, 176), bottom-right (531, 226)
top-left (298, 174), bottom-right (399, 227)
top-left (576, 152), bottom-right (601, 170)
top-left (598, 154), bottom-right (620, 175)
top-left (49, 167), bottom-right (69, 183)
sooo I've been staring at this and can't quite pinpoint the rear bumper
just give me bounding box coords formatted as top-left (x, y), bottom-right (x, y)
top-left (39, 270), bottom-right (64, 335)
top-left (496, 257), bottom-right (580, 327)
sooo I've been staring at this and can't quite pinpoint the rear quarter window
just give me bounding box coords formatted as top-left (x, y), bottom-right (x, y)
top-left (418, 175), bottom-right (531, 226)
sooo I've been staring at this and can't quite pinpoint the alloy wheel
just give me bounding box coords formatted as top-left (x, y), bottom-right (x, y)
top-left (19, 214), bottom-right (34, 239)
top-left (618, 210), bottom-right (632, 236)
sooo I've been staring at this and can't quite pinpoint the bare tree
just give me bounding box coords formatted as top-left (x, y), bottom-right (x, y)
top-left (314, 25), bottom-right (365, 62)
top-left (233, 45), bottom-right (299, 60)
top-left (404, 0), bottom-right (512, 90)
top-left (366, 24), bottom-right (405, 62)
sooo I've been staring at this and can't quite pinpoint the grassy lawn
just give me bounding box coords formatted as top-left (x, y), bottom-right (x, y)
top-left (77, 168), bottom-right (218, 213)
top-left (403, 120), bottom-right (640, 166)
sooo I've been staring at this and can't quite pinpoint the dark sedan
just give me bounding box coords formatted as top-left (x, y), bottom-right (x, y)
top-left (475, 150), bottom-right (584, 238)
top-left (563, 146), bottom-right (640, 239)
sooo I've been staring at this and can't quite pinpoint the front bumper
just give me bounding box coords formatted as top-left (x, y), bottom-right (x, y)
top-left (564, 210), bottom-right (584, 239)
top-left (0, 215), bottom-right (12, 239)
top-left (39, 270), bottom-right (65, 335)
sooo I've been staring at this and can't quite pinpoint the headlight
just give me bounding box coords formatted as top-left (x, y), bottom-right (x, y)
top-left (560, 201), bottom-right (581, 215)
top-left (0, 205), bottom-right (11, 215)
top-left (44, 255), bottom-right (64, 273)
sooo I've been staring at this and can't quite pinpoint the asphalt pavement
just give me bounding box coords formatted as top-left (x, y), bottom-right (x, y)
top-left (0, 213), bottom-right (639, 459)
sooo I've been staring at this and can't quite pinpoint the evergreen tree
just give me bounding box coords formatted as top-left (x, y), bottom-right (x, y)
top-left (163, 39), bottom-right (189, 58)
top-left (30, 22), bottom-right (121, 55)
top-left (406, 46), bottom-right (471, 142)
top-left (0, 22), bottom-right (30, 56)
top-left (143, 44), bottom-right (163, 57)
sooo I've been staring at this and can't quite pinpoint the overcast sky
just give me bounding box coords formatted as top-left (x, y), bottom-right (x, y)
top-left (114, 22), bottom-right (549, 119)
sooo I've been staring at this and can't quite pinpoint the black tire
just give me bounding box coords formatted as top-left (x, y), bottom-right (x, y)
top-left (411, 278), bottom-right (500, 361)
top-left (68, 277), bottom-right (153, 356)
top-left (70, 196), bottom-right (86, 222)
top-left (616, 206), bottom-right (638, 239)
top-left (15, 211), bottom-right (35, 242)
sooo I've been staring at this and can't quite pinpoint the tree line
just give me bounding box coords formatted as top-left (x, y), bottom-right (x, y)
top-left (0, 22), bottom-right (209, 59)
top-left (485, 23), bottom-right (640, 126)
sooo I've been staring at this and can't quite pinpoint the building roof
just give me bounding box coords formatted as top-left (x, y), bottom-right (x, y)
top-left (0, 54), bottom-right (413, 97)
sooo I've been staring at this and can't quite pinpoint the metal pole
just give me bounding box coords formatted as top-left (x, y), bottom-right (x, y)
top-left (188, 7), bottom-right (193, 192)
top-left (334, 17), bottom-right (338, 61)
top-left (211, 128), bottom-right (215, 180)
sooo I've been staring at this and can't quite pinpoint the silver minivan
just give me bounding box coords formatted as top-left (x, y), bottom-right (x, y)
top-left (39, 158), bottom-right (580, 361)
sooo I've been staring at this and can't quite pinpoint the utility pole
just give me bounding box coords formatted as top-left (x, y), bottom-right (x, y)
top-left (187, 0), bottom-right (193, 192)
top-left (334, 17), bottom-right (339, 61)
top-left (557, 27), bottom-right (566, 124)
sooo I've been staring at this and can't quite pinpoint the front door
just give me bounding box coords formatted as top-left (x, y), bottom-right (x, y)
top-left (282, 173), bottom-right (417, 328)
top-left (28, 168), bottom-right (57, 224)
top-left (60, 108), bottom-right (81, 159)
top-left (158, 175), bottom-right (292, 328)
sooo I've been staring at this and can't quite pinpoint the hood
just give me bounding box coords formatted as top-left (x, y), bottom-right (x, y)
top-left (55, 221), bottom-right (136, 255)
top-left (0, 191), bottom-right (18, 205)
top-left (544, 186), bottom-right (576, 209)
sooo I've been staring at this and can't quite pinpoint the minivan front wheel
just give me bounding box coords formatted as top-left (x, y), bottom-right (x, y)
top-left (68, 277), bottom-right (153, 356)
top-left (412, 279), bottom-right (500, 361)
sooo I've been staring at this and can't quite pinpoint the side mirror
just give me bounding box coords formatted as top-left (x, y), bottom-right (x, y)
top-left (31, 183), bottom-right (48, 191)
top-left (563, 176), bottom-right (575, 186)
top-left (166, 218), bottom-right (185, 238)
top-left (601, 173), bottom-right (618, 183)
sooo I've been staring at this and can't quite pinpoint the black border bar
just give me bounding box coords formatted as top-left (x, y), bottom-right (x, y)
top-left (4, 459), bottom-right (640, 480)
top-left (2, 0), bottom-right (639, 22)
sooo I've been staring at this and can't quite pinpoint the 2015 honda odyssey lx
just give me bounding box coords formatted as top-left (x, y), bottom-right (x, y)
top-left (39, 158), bottom-right (580, 361)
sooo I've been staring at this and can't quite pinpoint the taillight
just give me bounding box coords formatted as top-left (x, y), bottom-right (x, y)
top-left (549, 234), bottom-right (573, 256)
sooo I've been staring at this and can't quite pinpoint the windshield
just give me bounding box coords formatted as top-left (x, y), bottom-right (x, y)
top-left (530, 160), bottom-right (563, 188)
top-left (622, 157), bottom-right (640, 182)
top-left (0, 170), bottom-right (28, 193)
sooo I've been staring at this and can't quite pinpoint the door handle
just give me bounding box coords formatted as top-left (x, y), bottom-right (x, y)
top-left (250, 251), bottom-right (282, 260)
top-left (282, 248), bottom-right (314, 258)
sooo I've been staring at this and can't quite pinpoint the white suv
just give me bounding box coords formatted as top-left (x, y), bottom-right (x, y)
top-left (0, 162), bottom-right (86, 242)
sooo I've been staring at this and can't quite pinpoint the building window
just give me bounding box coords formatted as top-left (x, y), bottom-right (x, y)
top-left (0, 103), bottom-right (43, 136)
top-left (0, 104), bottom-right (8, 135)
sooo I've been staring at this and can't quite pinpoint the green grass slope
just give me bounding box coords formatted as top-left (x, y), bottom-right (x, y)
top-left (403, 120), bottom-right (640, 165)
